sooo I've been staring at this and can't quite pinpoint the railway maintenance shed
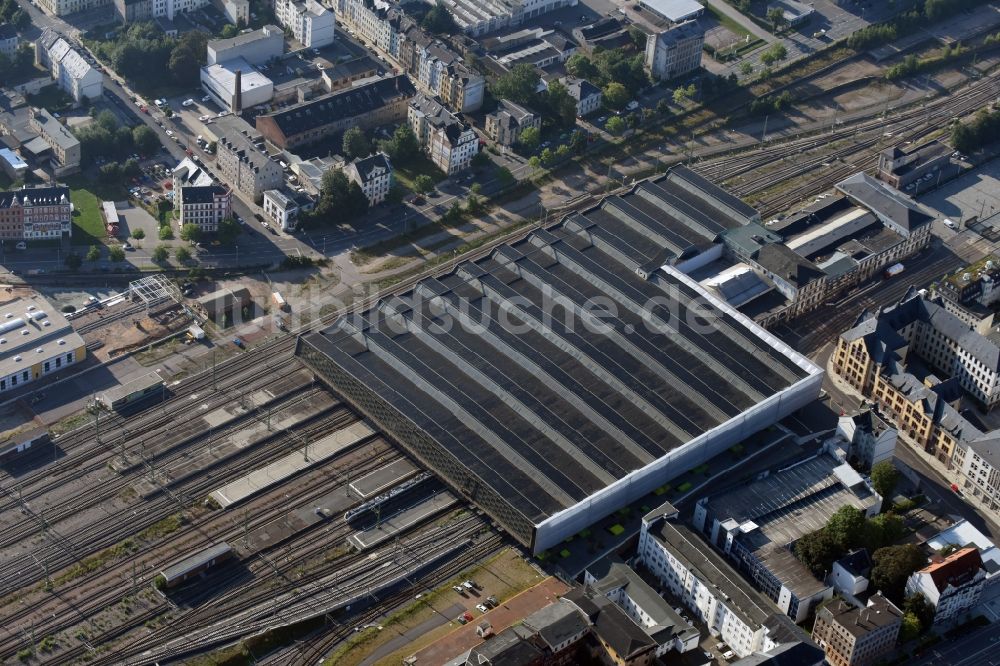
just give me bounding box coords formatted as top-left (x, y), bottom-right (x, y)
top-left (297, 168), bottom-right (823, 553)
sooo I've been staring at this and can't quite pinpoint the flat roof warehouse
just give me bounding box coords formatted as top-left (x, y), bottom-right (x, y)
top-left (297, 168), bottom-right (823, 552)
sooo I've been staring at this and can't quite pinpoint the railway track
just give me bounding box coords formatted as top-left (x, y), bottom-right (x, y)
top-left (0, 436), bottom-right (402, 662)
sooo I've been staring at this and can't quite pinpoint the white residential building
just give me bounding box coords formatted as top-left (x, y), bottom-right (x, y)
top-left (904, 547), bottom-right (988, 626)
top-left (836, 409), bottom-right (897, 470)
top-left (0, 25), bottom-right (20, 59)
top-left (345, 153), bottom-right (392, 206)
top-left (638, 502), bottom-right (783, 659)
top-left (561, 76), bottom-right (602, 117)
top-left (408, 94), bottom-right (478, 176)
top-left (37, 0), bottom-right (111, 17)
top-left (953, 432), bottom-right (1000, 520)
top-left (177, 185), bottom-right (231, 232)
top-left (262, 188), bottom-right (300, 231)
top-left (275, 0), bottom-right (335, 48)
top-left (35, 30), bottom-right (102, 105)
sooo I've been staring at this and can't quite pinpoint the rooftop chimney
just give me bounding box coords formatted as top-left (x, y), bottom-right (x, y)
top-left (234, 69), bottom-right (242, 114)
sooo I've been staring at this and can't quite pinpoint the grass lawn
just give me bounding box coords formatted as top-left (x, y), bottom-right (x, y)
top-left (393, 154), bottom-right (446, 192)
top-left (65, 175), bottom-right (131, 246)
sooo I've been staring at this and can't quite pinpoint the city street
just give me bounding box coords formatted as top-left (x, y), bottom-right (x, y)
top-left (912, 621), bottom-right (1000, 665)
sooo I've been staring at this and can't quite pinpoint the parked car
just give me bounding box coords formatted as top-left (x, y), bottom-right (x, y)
top-left (452, 585), bottom-right (465, 594)
top-left (456, 615), bottom-right (467, 624)
top-left (182, 98), bottom-right (195, 107)
top-left (232, 337), bottom-right (245, 348)
top-left (944, 219), bottom-right (957, 229)
top-left (476, 604), bottom-right (489, 613)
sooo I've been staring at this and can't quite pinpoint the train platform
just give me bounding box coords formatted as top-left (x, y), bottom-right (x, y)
top-left (132, 389), bottom-right (339, 498)
top-left (347, 489), bottom-right (458, 550)
top-left (210, 420), bottom-right (376, 508)
top-left (350, 458), bottom-right (417, 498)
top-left (112, 368), bottom-right (315, 474)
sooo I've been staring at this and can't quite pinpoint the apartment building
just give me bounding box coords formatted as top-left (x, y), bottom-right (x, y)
top-left (953, 432), bottom-right (1000, 515)
top-left (176, 185), bottom-right (231, 232)
top-left (274, 0), bottom-right (335, 48)
top-left (332, 0), bottom-right (483, 113)
top-left (905, 547), bottom-right (988, 626)
top-left (484, 99), bottom-right (539, 148)
top-left (262, 188), bottom-right (300, 231)
top-left (836, 409), bottom-right (897, 470)
top-left (28, 107), bottom-right (80, 176)
top-left (0, 186), bottom-right (72, 240)
top-left (256, 75), bottom-right (414, 150)
top-left (408, 94), bottom-right (478, 175)
top-left (638, 502), bottom-right (784, 658)
top-left (37, 0), bottom-right (110, 17)
top-left (35, 30), bottom-right (102, 105)
top-left (213, 116), bottom-right (283, 202)
top-left (811, 595), bottom-right (901, 666)
top-left (344, 153), bottom-right (392, 206)
top-left (0, 24), bottom-right (20, 58)
top-left (644, 20), bottom-right (704, 81)
top-left (561, 76), bottom-right (602, 117)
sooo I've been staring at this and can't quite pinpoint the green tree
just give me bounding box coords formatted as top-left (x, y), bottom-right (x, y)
top-left (65, 252), bottom-right (82, 270)
top-left (767, 7), bottom-right (787, 32)
top-left (131, 228), bottom-right (146, 240)
top-left (656, 99), bottom-right (671, 116)
top-left (496, 166), bottom-right (515, 187)
top-left (539, 147), bottom-right (554, 166)
top-left (566, 53), bottom-right (598, 81)
top-left (109, 245), bottom-right (125, 262)
top-left (180, 223), bottom-right (201, 243)
top-left (472, 151), bottom-right (491, 169)
top-left (11, 8), bottom-right (28, 30)
top-left (760, 43), bottom-right (788, 66)
top-left (826, 505), bottom-right (867, 550)
top-left (217, 216), bottom-right (240, 244)
top-left (220, 23), bottom-right (238, 38)
top-left (86, 245), bottom-right (101, 262)
top-left (673, 86), bottom-right (691, 105)
top-left (871, 545), bottom-right (926, 603)
top-left (603, 82), bottom-right (629, 111)
top-left (867, 512), bottom-right (904, 550)
top-left (795, 529), bottom-right (841, 577)
top-left (528, 155), bottom-right (541, 170)
top-left (871, 460), bottom-right (901, 500)
top-left (304, 169), bottom-right (369, 226)
top-left (545, 81), bottom-right (578, 129)
top-left (175, 246), bottom-right (192, 263)
top-left (151, 245), bottom-right (169, 263)
top-left (158, 225), bottom-right (174, 240)
top-left (555, 144), bottom-right (571, 161)
top-left (100, 162), bottom-right (122, 183)
top-left (413, 174), bottom-right (435, 194)
top-left (518, 125), bottom-right (541, 152)
top-left (628, 25), bottom-right (648, 49)
top-left (169, 30), bottom-right (208, 86)
top-left (132, 125), bottom-right (160, 156)
top-left (740, 61), bottom-right (754, 76)
top-left (570, 130), bottom-right (587, 155)
top-left (900, 612), bottom-right (921, 642)
top-left (379, 124), bottom-right (419, 161)
top-left (421, 0), bottom-right (458, 34)
top-left (342, 127), bottom-right (369, 160)
top-left (904, 594), bottom-right (935, 629)
top-left (605, 116), bottom-right (626, 136)
top-left (492, 63), bottom-right (540, 106)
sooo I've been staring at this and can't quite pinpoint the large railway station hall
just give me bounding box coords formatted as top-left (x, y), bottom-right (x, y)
top-left (298, 167), bottom-right (823, 552)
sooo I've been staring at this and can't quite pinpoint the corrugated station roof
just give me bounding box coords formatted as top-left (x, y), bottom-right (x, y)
top-left (298, 169), bottom-right (810, 548)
